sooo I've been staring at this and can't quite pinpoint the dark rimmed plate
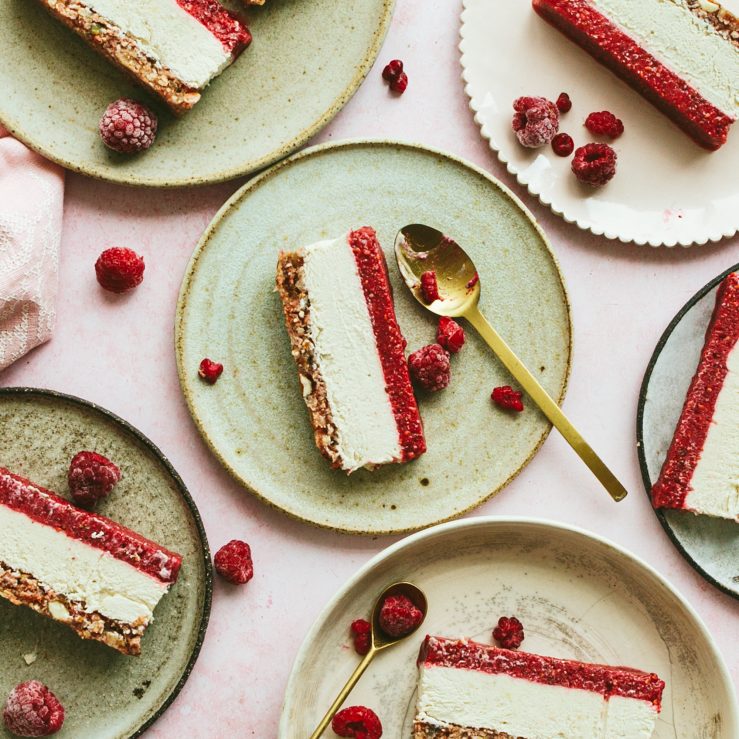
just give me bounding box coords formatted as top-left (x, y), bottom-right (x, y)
top-left (637, 265), bottom-right (739, 600)
top-left (0, 387), bottom-right (212, 738)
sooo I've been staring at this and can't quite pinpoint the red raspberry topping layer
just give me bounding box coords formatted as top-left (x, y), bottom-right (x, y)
top-left (214, 540), bottom-right (253, 584)
top-left (420, 271), bottom-right (441, 303)
top-left (556, 92), bottom-right (572, 113)
top-left (491, 385), bottom-right (524, 412)
top-left (585, 110), bottom-right (624, 139)
top-left (68, 451), bottom-right (121, 508)
top-left (379, 594), bottom-right (423, 638)
top-left (332, 706), bottom-right (383, 738)
top-left (571, 143), bottom-right (617, 187)
top-left (382, 59), bottom-right (408, 94)
top-left (551, 132), bottom-right (574, 157)
top-left (95, 247), bottom-right (145, 293)
top-left (437, 316), bottom-right (465, 354)
top-left (175, 0), bottom-right (251, 55)
top-left (0, 469), bottom-right (181, 584)
top-left (512, 96), bottom-right (560, 147)
top-left (350, 619), bottom-right (372, 655)
top-left (493, 616), bottom-right (525, 649)
top-left (408, 344), bottom-right (451, 392)
top-left (198, 358), bottom-right (224, 384)
top-left (3, 681), bottom-right (64, 737)
top-left (99, 99), bottom-right (157, 155)
top-left (349, 228), bottom-right (426, 462)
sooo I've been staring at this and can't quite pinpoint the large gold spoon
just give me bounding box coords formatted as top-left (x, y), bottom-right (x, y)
top-left (395, 223), bottom-right (627, 503)
top-left (309, 582), bottom-right (428, 738)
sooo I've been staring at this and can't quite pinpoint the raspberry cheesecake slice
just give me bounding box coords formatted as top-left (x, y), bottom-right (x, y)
top-left (37, 0), bottom-right (251, 114)
top-left (0, 468), bottom-right (182, 655)
top-left (532, 0), bottom-right (739, 149)
top-left (415, 636), bottom-right (665, 738)
top-left (276, 227), bottom-right (426, 473)
top-left (652, 272), bottom-right (739, 522)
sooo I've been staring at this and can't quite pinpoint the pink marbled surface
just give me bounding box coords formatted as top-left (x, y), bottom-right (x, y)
top-left (2, 0), bottom-right (738, 735)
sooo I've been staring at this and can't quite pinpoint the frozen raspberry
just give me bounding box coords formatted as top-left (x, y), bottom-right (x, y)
top-left (493, 616), bottom-right (525, 649)
top-left (571, 143), bottom-right (617, 187)
top-left (350, 619), bottom-right (371, 656)
top-left (214, 540), bottom-right (253, 585)
top-left (198, 358), bottom-right (224, 384)
top-left (436, 316), bottom-right (465, 354)
top-left (3, 681), bottom-right (64, 737)
top-left (420, 271), bottom-right (441, 303)
top-left (382, 59), bottom-right (407, 93)
top-left (491, 385), bottom-right (524, 412)
top-left (68, 451), bottom-right (121, 508)
top-left (95, 247), bottom-right (145, 293)
top-left (99, 98), bottom-right (158, 154)
top-left (332, 706), bottom-right (382, 739)
top-left (512, 96), bottom-right (559, 148)
top-left (584, 111), bottom-right (624, 139)
top-left (408, 344), bottom-right (451, 392)
top-left (379, 594), bottom-right (423, 638)
top-left (556, 92), bottom-right (572, 113)
top-left (551, 133), bottom-right (574, 157)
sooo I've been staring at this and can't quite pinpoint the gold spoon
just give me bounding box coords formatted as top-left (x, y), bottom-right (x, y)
top-left (309, 581), bottom-right (428, 738)
top-left (394, 223), bottom-right (627, 503)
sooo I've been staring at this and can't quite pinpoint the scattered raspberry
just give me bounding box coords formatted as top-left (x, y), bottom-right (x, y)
top-left (3, 681), bottom-right (64, 737)
top-left (436, 317), bottom-right (465, 354)
top-left (95, 247), bottom-right (145, 293)
top-left (408, 344), bottom-right (451, 392)
top-left (331, 706), bottom-right (382, 739)
top-left (68, 451), bottom-right (121, 508)
top-left (493, 616), bottom-right (525, 649)
top-left (420, 271), bottom-right (441, 303)
top-left (214, 540), bottom-right (253, 585)
top-left (551, 133), bottom-right (574, 157)
top-left (512, 96), bottom-right (559, 148)
top-left (350, 619), bottom-right (372, 656)
top-left (198, 358), bottom-right (224, 384)
top-left (556, 92), bottom-right (572, 113)
top-left (99, 98), bottom-right (158, 154)
top-left (382, 59), bottom-right (408, 94)
top-left (466, 273), bottom-right (479, 290)
top-left (378, 594), bottom-right (423, 638)
top-left (491, 385), bottom-right (524, 412)
top-left (571, 143), bottom-right (617, 187)
top-left (584, 111), bottom-right (624, 139)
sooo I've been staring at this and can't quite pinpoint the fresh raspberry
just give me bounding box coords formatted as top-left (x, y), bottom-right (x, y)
top-left (378, 594), bottom-right (423, 638)
top-left (551, 133), bottom-right (574, 157)
top-left (571, 143), bottom-right (617, 187)
top-left (99, 98), bottom-right (158, 154)
top-left (556, 92), bottom-right (572, 113)
top-left (493, 616), bottom-right (525, 649)
top-left (408, 344), bottom-right (451, 392)
top-left (390, 72), bottom-right (408, 94)
top-left (95, 247), bottom-right (145, 293)
top-left (491, 385), bottom-right (524, 412)
top-left (436, 316), bottom-right (465, 354)
top-left (420, 271), bottom-right (441, 303)
top-left (3, 681), bottom-right (64, 737)
top-left (512, 96), bottom-right (559, 148)
top-left (350, 619), bottom-right (371, 656)
top-left (214, 540), bottom-right (253, 584)
top-left (331, 706), bottom-right (382, 739)
top-left (382, 59), bottom-right (403, 82)
top-left (68, 451), bottom-right (121, 508)
top-left (584, 111), bottom-right (624, 139)
top-left (198, 358), bottom-right (224, 384)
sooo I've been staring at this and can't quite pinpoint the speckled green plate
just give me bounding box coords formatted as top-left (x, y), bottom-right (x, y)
top-left (0, 0), bottom-right (393, 187)
top-left (0, 388), bottom-right (211, 739)
top-left (280, 518), bottom-right (739, 736)
top-left (176, 140), bottom-right (571, 535)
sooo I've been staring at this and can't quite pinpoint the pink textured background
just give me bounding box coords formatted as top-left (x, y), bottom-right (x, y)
top-left (2, 0), bottom-right (738, 735)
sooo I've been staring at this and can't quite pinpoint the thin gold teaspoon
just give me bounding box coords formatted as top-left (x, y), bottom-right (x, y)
top-left (394, 223), bottom-right (627, 503)
top-left (309, 582), bottom-right (428, 738)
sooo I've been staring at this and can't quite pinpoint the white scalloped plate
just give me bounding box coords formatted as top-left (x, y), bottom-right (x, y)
top-left (459, 0), bottom-right (739, 247)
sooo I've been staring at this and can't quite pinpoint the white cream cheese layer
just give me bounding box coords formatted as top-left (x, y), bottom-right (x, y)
top-left (302, 234), bottom-right (401, 472)
top-left (0, 504), bottom-right (169, 623)
top-left (686, 341), bottom-right (739, 520)
top-left (88, 0), bottom-right (232, 88)
top-left (416, 665), bottom-right (659, 739)
top-left (592, 0), bottom-right (739, 115)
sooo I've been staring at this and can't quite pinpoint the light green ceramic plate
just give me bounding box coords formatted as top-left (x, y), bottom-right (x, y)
top-left (0, 388), bottom-right (211, 739)
top-left (0, 0), bottom-right (393, 187)
top-left (176, 141), bottom-right (572, 535)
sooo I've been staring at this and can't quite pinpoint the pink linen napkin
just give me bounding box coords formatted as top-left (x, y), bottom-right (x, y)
top-left (0, 126), bottom-right (64, 371)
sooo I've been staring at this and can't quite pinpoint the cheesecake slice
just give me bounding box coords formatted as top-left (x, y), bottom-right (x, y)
top-left (0, 468), bottom-right (182, 655)
top-left (37, 0), bottom-right (252, 114)
top-left (532, 0), bottom-right (739, 150)
top-left (276, 227), bottom-right (426, 473)
top-left (652, 272), bottom-right (739, 522)
top-left (415, 636), bottom-right (665, 738)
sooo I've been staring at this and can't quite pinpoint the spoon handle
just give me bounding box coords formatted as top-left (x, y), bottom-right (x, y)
top-left (309, 649), bottom-right (376, 738)
top-left (466, 307), bottom-right (627, 502)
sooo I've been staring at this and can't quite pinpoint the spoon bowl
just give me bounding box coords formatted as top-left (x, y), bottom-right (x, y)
top-left (370, 581), bottom-right (428, 650)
